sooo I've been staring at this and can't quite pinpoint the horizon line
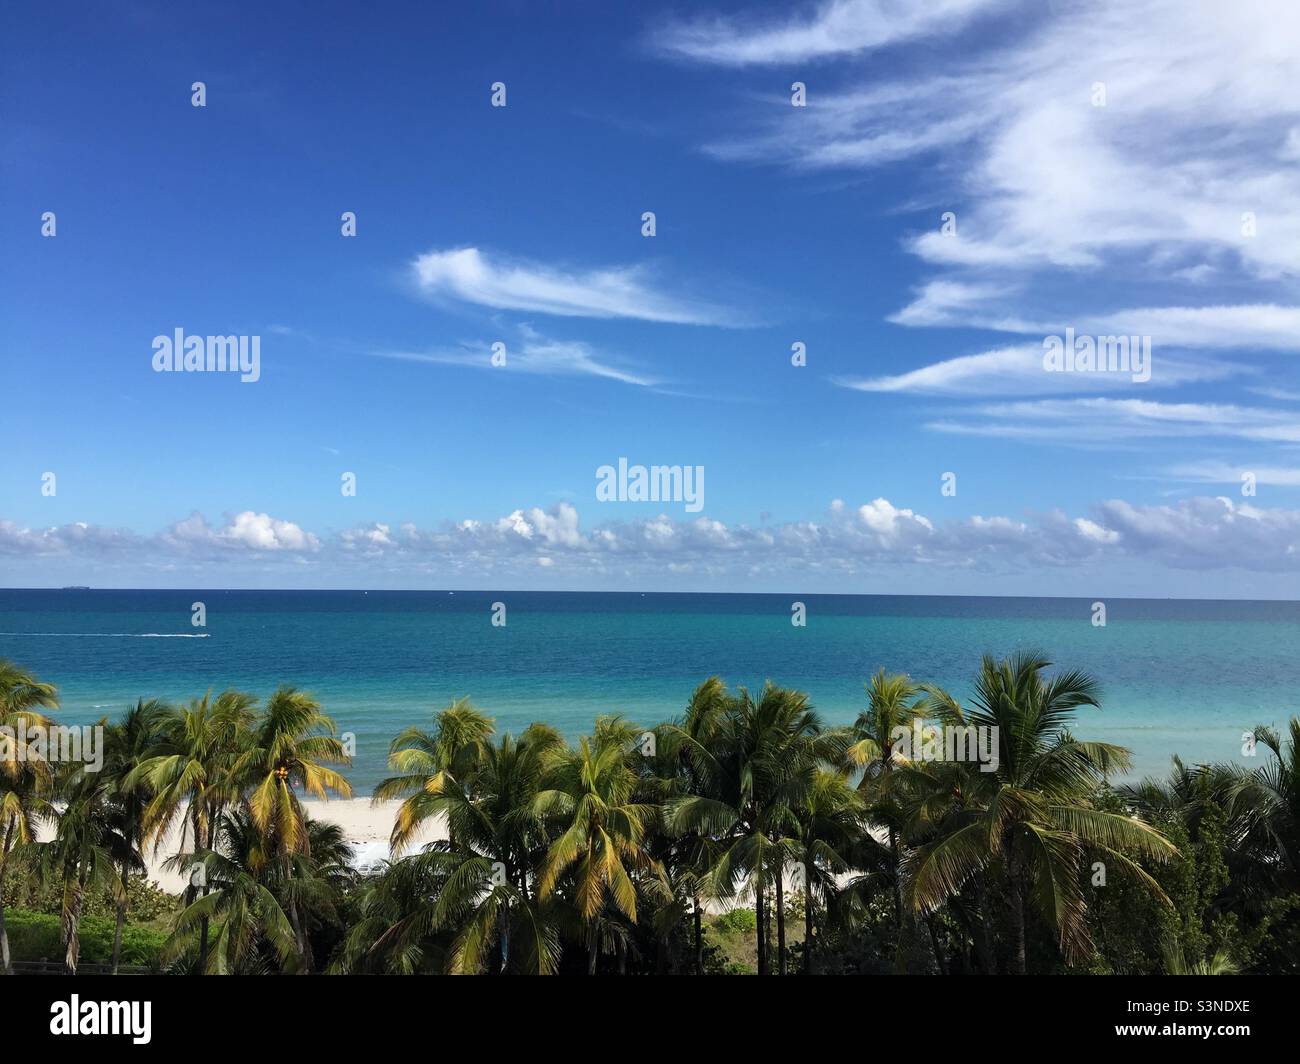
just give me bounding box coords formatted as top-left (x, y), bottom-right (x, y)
top-left (3, 586), bottom-right (1298, 605)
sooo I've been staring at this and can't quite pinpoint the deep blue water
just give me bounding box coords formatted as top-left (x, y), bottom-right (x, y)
top-left (2, 589), bottom-right (1297, 788)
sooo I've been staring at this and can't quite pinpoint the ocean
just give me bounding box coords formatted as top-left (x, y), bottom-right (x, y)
top-left (2, 589), bottom-right (1297, 789)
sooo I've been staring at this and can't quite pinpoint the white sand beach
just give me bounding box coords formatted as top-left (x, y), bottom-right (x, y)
top-left (37, 799), bottom-right (447, 894)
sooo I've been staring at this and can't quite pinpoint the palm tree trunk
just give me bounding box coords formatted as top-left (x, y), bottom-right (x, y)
top-left (586, 923), bottom-right (598, 975)
top-left (287, 894), bottom-right (314, 974)
top-left (804, 876), bottom-right (815, 975)
top-left (1008, 864), bottom-right (1027, 975)
top-left (111, 864), bottom-right (129, 975)
top-left (888, 825), bottom-right (903, 928)
top-left (775, 872), bottom-right (787, 976)
top-left (755, 882), bottom-right (768, 975)
top-left (63, 869), bottom-right (87, 976)
top-left (0, 818), bottom-right (15, 975)
top-left (926, 913), bottom-right (948, 975)
top-left (499, 901), bottom-right (510, 973)
top-left (194, 807), bottom-right (210, 974)
top-left (975, 872), bottom-right (998, 974)
top-left (693, 897), bottom-right (703, 975)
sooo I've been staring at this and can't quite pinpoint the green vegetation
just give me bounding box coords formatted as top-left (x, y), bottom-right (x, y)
top-left (2, 653), bottom-right (1297, 974)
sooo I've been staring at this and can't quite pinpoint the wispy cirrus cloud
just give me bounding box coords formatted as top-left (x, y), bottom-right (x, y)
top-left (663, 0), bottom-right (1300, 354)
top-left (835, 344), bottom-right (1238, 397)
top-left (373, 324), bottom-right (659, 387)
top-left (409, 246), bottom-right (741, 326)
top-left (1165, 461), bottom-right (1300, 487)
top-left (928, 397), bottom-right (1300, 444)
top-left (652, 0), bottom-right (1011, 66)
top-left (888, 288), bottom-right (1300, 353)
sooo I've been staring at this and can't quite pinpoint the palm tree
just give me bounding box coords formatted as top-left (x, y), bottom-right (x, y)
top-left (234, 686), bottom-right (352, 971)
top-left (164, 808), bottom-right (304, 974)
top-left (847, 669), bottom-right (922, 937)
top-left (793, 767), bottom-right (862, 973)
top-left (372, 697), bottom-right (493, 854)
top-left (1162, 937), bottom-right (1240, 975)
top-left (536, 718), bottom-right (661, 974)
top-left (129, 689), bottom-right (256, 971)
top-left (102, 698), bottom-right (170, 973)
top-left (44, 757), bottom-right (134, 974)
top-left (655, 677), bottom-right (732, 973)
top-left (905, 652), bottom-right (1178, 973)
top-left (0, 660), bottom-right (58, 974)
top-left (428, 723), bottom-right (566, 967)
top-left (1225, 719), bottom-right (1300, 889)
top-left (666, 682), bottom-right (834, 975)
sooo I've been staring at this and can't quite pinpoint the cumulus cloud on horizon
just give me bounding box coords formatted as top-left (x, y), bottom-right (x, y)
top-left (4, 495), bottom-right (1299, 577)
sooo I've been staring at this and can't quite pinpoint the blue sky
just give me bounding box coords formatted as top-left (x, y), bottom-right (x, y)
top-left (3, 0), bottom-right (1300, 595)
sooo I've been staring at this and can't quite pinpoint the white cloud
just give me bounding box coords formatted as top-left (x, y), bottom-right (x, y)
top-left (410, 246), bottom-right (738, 325)
top-left (374, 325), bottom-right (658, 387)
top-left (165, 511), bottom-right (321, 553)
top-left (1166, 461), bottom-right (1300, 487)
top-left (929, 397), bottom-right (1300, 444)
top-left (0, 520), bottom-right (141, 556)
top-left (654, 0), bottom-right (1008, 66)
top-left (9, 495), bottom-right (1300, 577)
top-left (670, 0), bottom-right (1300, 348)
top-left (836, 343), bottom-right (1237, 396)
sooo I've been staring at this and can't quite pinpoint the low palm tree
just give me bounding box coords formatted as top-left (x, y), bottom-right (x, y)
top-left (906, 653), bottom-right (1178, 973)
top-left (102, 698), bottom-right (170, 973)
top-left (165, 809), bottom-right (301, 974)
top-left (349, 725), bottom-right (565, 974)
top-left (129, 690), bottom-right (255, 972)
top-left (372, 697), bottom-right (493, 854)
top-left (234, 686), bottom-right (352, 971)
top-left (1226, 719), bottom-right (1300, 889)
top-left (536, 718), bottom-right (661, 974)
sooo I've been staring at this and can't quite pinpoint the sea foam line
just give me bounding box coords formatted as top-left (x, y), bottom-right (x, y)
top-left (0, 632), bottom-right (211, 638)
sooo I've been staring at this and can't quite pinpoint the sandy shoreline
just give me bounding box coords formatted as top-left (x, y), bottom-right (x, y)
top-left (37, 799), bottom-right (446, 894)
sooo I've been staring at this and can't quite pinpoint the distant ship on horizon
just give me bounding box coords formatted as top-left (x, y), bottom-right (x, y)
top-left (60, 585), bottom-right (91, 590)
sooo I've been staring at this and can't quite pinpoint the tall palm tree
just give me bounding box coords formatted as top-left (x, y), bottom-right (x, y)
top-left (848, 669), bottom-right (923, 936)
top-left (233, 686), bottom-right (352, 971)
top-left (655, 677), bottom-right (732, 973)
top-left (793, 767), bottom-right (862, 974)
top-left (0, 660), bottom-right (58, 974)
top-left (128, 689), bottom-right (256, 972)
top-left (44, 757), bottom-right (134, 974)
top-left (372, 697), bottom-right (493, 854)
top-left (536, 718), bottom-right (661, 974)
top-left (906, 653), bottom-right (1178, 973)
top-left (102, 698), bottom-right (171, 973)
top-left (666, 682), bottom-right (834, 975)
top-left (428, 723), bottom-right (566, 967)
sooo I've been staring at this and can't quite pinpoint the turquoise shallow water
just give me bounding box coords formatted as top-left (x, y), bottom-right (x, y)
top-left (2, 589), bottom-right (1297, 789)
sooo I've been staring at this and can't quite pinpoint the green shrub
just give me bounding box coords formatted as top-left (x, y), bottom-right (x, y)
top-left (4, 909), bottom-right (166, 968)
top-left (711, 907), bottom-right (757, 934)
